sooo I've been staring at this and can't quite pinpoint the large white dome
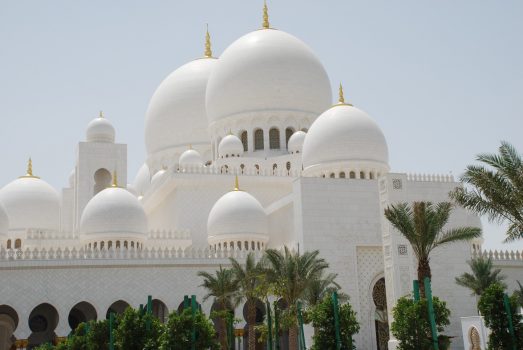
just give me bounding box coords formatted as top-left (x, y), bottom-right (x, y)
top-left (206, 29), bottom-right (332, 125)
top-left (0, 203), bottom-right (8, 238)
top-left (302, 104), bottom-right (389, 174)
top-left (0, 175), bottom-right (59, 231)
top-left (80, 186), bottom-right (148, 240)
top-left (86, 114), bottom-right (115, 143)
top-left (207, 186), bottom-right (268, 245)
top-left (145, 58), bottom-right (217, 156)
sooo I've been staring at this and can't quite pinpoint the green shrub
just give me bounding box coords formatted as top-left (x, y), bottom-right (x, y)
top-left (391, 295), bottom-right (451, 350)
top-left (113, 308), bottom-right (163, 350)
top-left (160, 308), bottom-right (220, 350)
top-left (309, 294), bottom-right (360, 350)
top-left (478, 283), bottom-right (523, 349)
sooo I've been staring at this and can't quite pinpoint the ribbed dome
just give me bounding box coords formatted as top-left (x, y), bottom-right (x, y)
top-left (206, 29), bottom-right (331, 125)
top-left (86, 115), bottom-right (115, 143)
top-left (145, 58), bottom-right (217, 156)
top-left (288, 130), bottom-right (306, 154)
top-left (80, 187), bottom-right (148, 240)
top-left (179, 149), bottom-right (204, 168)
top-left (207, 187), bottom-right (268, 243)
top-left (0, 172), bottom-right (59, 231)
top-left (302, 104), bottom-right (389, 174)
top-left (0, 203), bottom-right (9, 238)
top-left (218, 134), bottom-right (244, 158)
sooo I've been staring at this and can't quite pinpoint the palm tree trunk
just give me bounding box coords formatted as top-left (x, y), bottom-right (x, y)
top-left (289, 325), bottom-right (298, 350)
top-left (417, 257), bottom-right (432, 298)
top-left (219, 316), bottom-right (227, 350)
top-left (248, 300), bottom-right (256, 350)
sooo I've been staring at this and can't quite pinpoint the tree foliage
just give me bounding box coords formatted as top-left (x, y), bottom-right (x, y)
top-left (450, 141), bottom-right (523, 241)
top-left (308, 294), bottom-right (359, 350)
top-left (384, 201), bottom-right (481, 296)
top-left (113, 308), bottom-right (163, 350)
top-left (391, 296), bottom-right (451, 350)
top-left (455, 256), bottom-right (506, 296)
top-left (478, 283), bottom-right (523, 349)
top-left (159, 308), bottom-right (219, 350)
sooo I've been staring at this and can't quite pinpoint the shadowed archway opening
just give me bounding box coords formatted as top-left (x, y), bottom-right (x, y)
top-left (242, 299), bottom-right (266, 350)
top-left (68, 302), bottom-right (97, 331)
top-left (106, 300), bottom-right (130, 319)
top-left (372, 277), bottom-right (389, 350)
top-left (28, 303), bottom-right (59, 349)
top-left (152, 299), bottom-right (168, 323)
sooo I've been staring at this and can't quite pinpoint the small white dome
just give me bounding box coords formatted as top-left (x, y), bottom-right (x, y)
top-left (150, 168), bottom-right (167, 185)
top-left (206, 29), bottom-right (331, 125)
top-left (288, 131), bottom-right (306, 154)
top-left (0, 175), bottom-right (59, 231)
top-left (218, 134), bottom-right (244, 158)
top-left (207, 187), bottom-right (268, 244)
top-left (179, 149), bottom-right (204, 168)
top-left (145, 58), bottom-right (217, 156)
top-left (80, 186), bottom-right (148, 240)
top-left (302, 104), bottom-right (389, 174)
top-left (86, 114), bottom-right (115, 143)
top-left (0, 203), bottom-right (9, 238)
top-left (132, 163), bottom-right (151, 195)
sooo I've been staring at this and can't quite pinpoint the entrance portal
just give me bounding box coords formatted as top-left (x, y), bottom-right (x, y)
top-left (372, 277), bottom-right (389, 350)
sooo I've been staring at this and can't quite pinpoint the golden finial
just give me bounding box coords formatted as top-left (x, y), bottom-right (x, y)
top-left (188, 144), bottom-right (192, 150)
top-left (262, 1), bottom-right (270, 29)
top-left (204, 24), bottom-right (213, 58)
top-left (337, 83), bottom-right (353, 106)
top-left (99, 110), bottom-right (104, 118)
top-left (20, 157), bottom-right (39, 179)
top-left (112, 170), bottom-right (118, 187)
top-left (162, 164), bottom-right (167, 170)
top-left (234, 175), bottom-right (240, 191)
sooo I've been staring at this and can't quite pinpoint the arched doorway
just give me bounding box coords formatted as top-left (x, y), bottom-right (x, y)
top-left (27, 303), bottom-right (59, 349)
top-left (152, 299), bottom-right (168, 323)
top-left (106, 300), bottom-right (130, 319)
top-left (93, 168), bottom-right (112, 195)
top-left (242, 299), bottom-right (266, 350)
top-left (372, 277), bottom-right (389, 350)
top-left (0, 305), bottom-right (18, 350)
top-left (68, 302), bottom-right (97, 331)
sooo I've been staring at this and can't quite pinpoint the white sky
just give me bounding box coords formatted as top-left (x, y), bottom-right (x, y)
top-left (0, 1), bottom-right (522, 251)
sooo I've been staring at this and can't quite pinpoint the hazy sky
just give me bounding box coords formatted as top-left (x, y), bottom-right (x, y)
top-left (1, 1), bottom-right (522, 250)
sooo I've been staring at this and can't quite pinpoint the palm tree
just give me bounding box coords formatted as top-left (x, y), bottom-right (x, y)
top-left (302, 271), bottom-right (342, 308)
top-left (198, 266), bottom-right (238, 350)
top-left (265, 246), bottom-right (329, 350)
top-left (384, 201), bottom-right (481, 297)
top-left (229, 252), bottom-right (265, 350)
top-left (450, 141), bottom-right (523, 242)
top-left (515, 281), bottom-right (523, 307)
top-left (455, 256), bottom-right (506, 297)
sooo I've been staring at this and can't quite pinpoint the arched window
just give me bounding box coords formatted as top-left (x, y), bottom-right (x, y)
top-left (6, 239), bottom-right (11, 249)
top-left (330, 173), bottom-right (335, 178)
top-left (254, 129), bottom-right (264, 150)
top-left (257, 242), bottom-right (261, 250)
top-left (240, 164), bottom-right (245, 174)
top-left (286, 162), bottom-right (291, 174)
top-left (360, 171), bottom-right (365, 179)
top-left (285, 127), bottom-right (294, 148)
top-left (116, 241), bottom-right (120, 249)
top-left (369, 172), bottom-right (375, 180)
top-left (244, 241), bottom-right (248, 250)
top-left (251, 241), bottom-right (255, 250)
top-left (93, 242), bottom-right (97, 249)
top-left (273, 164), bottom-right (277, 175)
top-left (255, 164), bottom-right (260, 175)
top-left (100, 241), bottom-right (105, 250)
top-left (349, 171), bottom-right (356, 179)
top-left (237, 241), bottom-right (241, 250)
top-left (240, 131), bottom-right (248, 152)
top-left (93, 168), bottom-right (112, 196)
top-left (269, 128), bottom-right (280, 149)
top-left (14, 239), bottom-right (21, 249)
top-left (131, 241), bottom-right (135, 248)
top-left (108, 241), bottom-right (113, 249)
top-left (340, 172), bottom-right (346, 178)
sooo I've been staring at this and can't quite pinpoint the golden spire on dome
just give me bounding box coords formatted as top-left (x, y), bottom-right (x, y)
top-left (20, 157), bottom-right (39, 179)
top-left (204, 24), bottom-right (213, 58)
top-left (262, 1), bottom-right (270, 29)
top-left (234, 175), bottom-right (240, 191)
top-left (112, 170), bottom-right (118, 187)
top-left (99, 110), bottom-right (104, 118)
top-left (336, 83), bottom-right (353, 107)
